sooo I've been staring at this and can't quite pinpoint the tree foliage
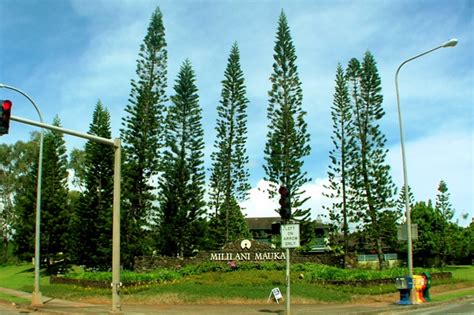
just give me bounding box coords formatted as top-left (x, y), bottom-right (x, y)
top-left (68, 148), bottom-right (86, 191)
top-left (0, 145), bottom-right (17, 261)
top-left (120, 7), bottom-right (168, 267)
top-left (435, 180), bottom-right (455, 266)
top-left (1, 134), bottom-right (39, 261)
top-left (409, 181), bottom-right (470, 266)
top-left (411, 200), bottom-right (442, 265)
top-left (157, 60), bottom-right (206, 257)
top-left (70, 101), bottom-right (114, 269)
top-left (209, 43), bottom-right (251, 245)
top-left (40, 116), bottom-right (70, 272)
top-left (323, 64), bottom-right (355, 257)
top-left (345, 52), bottom-right (397, 269)
top-left (263, 11), bottom-right (311, 242)
top-left (396, 185), bottom-right (415, 215)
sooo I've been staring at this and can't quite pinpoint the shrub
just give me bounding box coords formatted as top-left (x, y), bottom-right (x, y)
top-left (64, 268), bottom-right (181, 284)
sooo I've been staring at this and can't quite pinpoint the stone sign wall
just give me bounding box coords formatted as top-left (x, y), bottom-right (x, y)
top-left (134, 239), bottom-right (340, 272)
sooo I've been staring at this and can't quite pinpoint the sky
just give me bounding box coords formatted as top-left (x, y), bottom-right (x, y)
top-left (1, 0), bottom-right (472, 226)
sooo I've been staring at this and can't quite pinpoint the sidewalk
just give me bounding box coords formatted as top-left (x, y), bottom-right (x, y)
top-left (0, 286), bottom-right (472, 315)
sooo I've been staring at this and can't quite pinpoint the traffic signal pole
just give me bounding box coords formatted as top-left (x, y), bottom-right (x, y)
top-left (286, 246), bottom-right (290, 315)
top-left (112, 138), bottom-right (122, 313)
top-left (10, 115), bottom-right (122, 313)
top-left (11, 115), bottom-right (116, 145)
top-left (1, 84), bottom-right (45, 306)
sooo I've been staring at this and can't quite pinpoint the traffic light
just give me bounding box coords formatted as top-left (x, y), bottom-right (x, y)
top-left (278, 185), bottom-right (291, 221)
top-left (0, 100), bottom-right (12, 135)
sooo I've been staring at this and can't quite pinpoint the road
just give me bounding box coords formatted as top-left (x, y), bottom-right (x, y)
top-left (0, 300), bottom-right (473, 315)
top-left (0, 302), bottom-right (22, 315)
top-left (398, 298), bottom-right (474, 314)
top-left (1, 291), bottom-right (473, 314)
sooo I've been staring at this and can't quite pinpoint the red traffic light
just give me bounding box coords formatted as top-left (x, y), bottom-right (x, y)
top-left (2, 100), bottom-right (12, 111)
top-left (0, 99), bottom-right (12, 135)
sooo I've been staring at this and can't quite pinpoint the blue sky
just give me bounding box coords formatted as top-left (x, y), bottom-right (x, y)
top-left (1, 0), bottom-right (472, 226)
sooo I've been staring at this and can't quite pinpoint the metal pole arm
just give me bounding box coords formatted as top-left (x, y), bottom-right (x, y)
top-left (11, 115), bottom-right (116, 147)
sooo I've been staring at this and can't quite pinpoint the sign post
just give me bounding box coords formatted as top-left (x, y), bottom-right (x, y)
top-left (281, 224), bottom-right (300, 315)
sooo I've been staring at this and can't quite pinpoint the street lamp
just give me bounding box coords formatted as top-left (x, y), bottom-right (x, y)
top-left (0, 84), bottom-right (44, 305)
top-left (395, 38), bottom-right (458, 303)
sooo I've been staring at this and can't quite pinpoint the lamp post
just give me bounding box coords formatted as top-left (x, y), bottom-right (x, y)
top-left (395, 38), bottom-right (457, 304)
top-left (0, 84), bottom-right (44, 305)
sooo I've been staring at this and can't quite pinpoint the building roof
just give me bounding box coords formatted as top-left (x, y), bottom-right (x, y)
top-left (245, 217), bottom-right (281, 230)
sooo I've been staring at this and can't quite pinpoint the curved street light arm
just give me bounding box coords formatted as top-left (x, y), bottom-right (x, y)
top-left (0, 84), bottom-right (44, 123)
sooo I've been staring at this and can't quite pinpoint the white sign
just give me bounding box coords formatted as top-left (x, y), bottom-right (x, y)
top-left (268, 287), bottom-right (283, 303)
top-left (281, 224), bottom-right (300, 248)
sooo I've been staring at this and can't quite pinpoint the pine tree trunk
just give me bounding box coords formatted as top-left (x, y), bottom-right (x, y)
top-left (341, 145), bottom-right (349, 268)
top-left (2, 236), bottom-right (8, 262)
top-left (376, 236), bottom-right (385, 270)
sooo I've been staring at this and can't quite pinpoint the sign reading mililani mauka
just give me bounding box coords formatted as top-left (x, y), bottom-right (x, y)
top-left (209, 239), bottom-right (286, 262)
top-left (210, 251), bottom-right (286, 261)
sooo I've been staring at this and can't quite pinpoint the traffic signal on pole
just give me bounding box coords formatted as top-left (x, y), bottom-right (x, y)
top-left (278, 186), bottom-right (291, 221)
top-left (0, 100), bottom-right (12, 135)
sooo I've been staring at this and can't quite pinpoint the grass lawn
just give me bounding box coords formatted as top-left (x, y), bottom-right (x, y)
top-left (445, 265), bottom-right (474, 281)
top-left (0, 264), bottom-right (50, 305)
top-left (118, 271), bottom-right (352, 304)
top-left (39, 270), bottom-right (353, 304)
top-left (430, 287), bottom-right (474, 302)
top-left (428, 265), bottom-right (474, 302)
top-left (0, 264), bottom-right (49, 291)
top-left (1, 263), bottom-right (473, 305)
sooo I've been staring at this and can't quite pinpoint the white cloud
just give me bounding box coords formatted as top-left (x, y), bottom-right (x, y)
top-left (243, 127), bottom-right (474, 228)
top-left (241, 178), bottom-right (332, 221)
top-left (240, 179), bottom-right (278, 218)
top-left (301, 177), bottom-right (334, 220)
top-left (387, 130), bottom-right (473, 226)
